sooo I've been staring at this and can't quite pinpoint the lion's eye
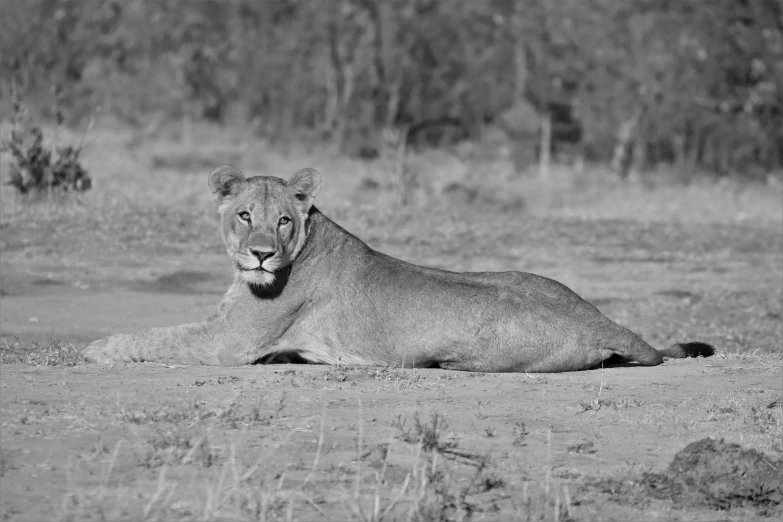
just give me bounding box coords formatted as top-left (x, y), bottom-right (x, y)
top-left (238, 211), bottom-right (251, 222)
top-left (279, 216), bottom-right (291, 226)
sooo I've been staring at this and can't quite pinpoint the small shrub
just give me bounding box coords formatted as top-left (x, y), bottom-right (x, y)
top-left (393, 412), bottom-right (456, 453)
top-left (3, 126), bottom-right (91, 195)
top-left (1, 86), bottom-right (91, 196)
top-left (407, 452), bottom-right (497, 522)
top-left (393, 412), bottom-right (486, 466)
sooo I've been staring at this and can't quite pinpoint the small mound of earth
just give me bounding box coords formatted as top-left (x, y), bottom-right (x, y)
top-left (641, 438), bottom-right (783, 511)
top-left (586, 438), bottom-right (782, 515)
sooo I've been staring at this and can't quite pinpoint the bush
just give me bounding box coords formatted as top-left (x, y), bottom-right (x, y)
top-left (2, 125), bottom-right (91, 195)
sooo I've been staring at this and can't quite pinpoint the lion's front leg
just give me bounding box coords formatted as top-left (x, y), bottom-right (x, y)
top-left (83, 332), bottom-right (140, 365)
top-left (83, 317), bottom-right (256, 366)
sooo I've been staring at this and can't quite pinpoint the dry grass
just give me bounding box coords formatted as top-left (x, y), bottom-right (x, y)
top-left (2, 118), bottom-right (781, 227)
top-left (0, 337), bottom-right (82, 366)
top-left (53, 407), bottom-right (573, 522)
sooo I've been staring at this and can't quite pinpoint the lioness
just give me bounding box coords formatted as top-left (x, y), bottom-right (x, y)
top-left (83, 165), bottom-right (715, 372)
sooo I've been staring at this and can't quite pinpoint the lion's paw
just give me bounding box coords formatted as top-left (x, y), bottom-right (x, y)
top-left (83, 334), bottom-right (136, 365)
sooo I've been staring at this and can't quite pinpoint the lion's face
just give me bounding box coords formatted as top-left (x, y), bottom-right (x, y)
top-left (208, 166), bottom-right (321, 287)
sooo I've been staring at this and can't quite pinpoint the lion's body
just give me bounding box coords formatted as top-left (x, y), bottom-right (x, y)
top-left (83, 166), bottom-right (715, 372)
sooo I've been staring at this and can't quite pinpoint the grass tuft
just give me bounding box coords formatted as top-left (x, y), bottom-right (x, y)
top-left (0, 337), bottom-right (82, 366)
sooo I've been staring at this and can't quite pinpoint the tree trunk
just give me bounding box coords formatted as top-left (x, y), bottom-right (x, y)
top-left (611, 109), bottom-right (643, 179)
top-left (334, 61), bottom-right (355, 149)
top-left (325, 26), bottom-right (344, 143)
top-left (539, 110), bottom-right (551, 179)
top-left (386, 71), bottom-right (402, 128)
top-left (323, 1), bottom-right (370, 150)
top-left (512, 2), bottom-right (528, 104)
top-left (381, 124), bottom-right (409, 207)
top-left (181, 103), bottom-right (193, 147)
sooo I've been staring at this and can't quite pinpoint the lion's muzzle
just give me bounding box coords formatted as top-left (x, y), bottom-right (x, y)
top-left (250, 246), bottom-right (275, 264)
top-left (233, 248), bottom-right (282, 277)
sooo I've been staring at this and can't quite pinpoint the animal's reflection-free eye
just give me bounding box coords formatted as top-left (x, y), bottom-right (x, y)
top-left (238, 211), bottom-right (251, 221)
top-left (279, 216), bottom-right (291, 225)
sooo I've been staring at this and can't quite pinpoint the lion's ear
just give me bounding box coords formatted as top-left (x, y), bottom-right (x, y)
top-left (208, 165), bottom-right (246, 203)
top-left (287, 168), bottom-right (321, 208)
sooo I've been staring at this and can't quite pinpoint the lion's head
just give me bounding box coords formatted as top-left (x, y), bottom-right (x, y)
top-left (208, 165), bottom-right (321, 287)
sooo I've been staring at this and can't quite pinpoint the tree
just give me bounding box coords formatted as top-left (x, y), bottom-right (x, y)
top-left (1, 0), bottom-right (779, 175)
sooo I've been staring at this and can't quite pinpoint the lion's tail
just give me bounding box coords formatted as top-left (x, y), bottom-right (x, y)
top-left (658, 342), bottom-right (716, 359)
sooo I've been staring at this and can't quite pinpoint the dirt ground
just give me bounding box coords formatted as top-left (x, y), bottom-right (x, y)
top-left (1, 196), bottom-right (782, 520)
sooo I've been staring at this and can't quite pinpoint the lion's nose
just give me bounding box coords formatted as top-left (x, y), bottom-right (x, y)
top-left (249, 247), bottom-right (275, 263)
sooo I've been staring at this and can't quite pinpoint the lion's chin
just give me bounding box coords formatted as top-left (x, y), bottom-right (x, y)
top-left (238, 269), bottom-right (277, 287)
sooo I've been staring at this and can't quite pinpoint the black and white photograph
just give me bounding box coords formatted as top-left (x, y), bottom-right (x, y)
top-left (1, 0), bottom-right (781, 520)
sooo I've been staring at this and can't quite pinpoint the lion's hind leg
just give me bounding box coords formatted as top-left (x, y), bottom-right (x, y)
top-left (600, 328), bottom-right (664, 367)
top-left (607, 333), bottom-right (717, 367)
top-left (592, 340), bottom-right (715, 369)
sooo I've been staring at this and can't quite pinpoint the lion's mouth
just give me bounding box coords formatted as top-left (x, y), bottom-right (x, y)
top-left (234, 259), bottom-right (279, 288)
top-left (232, 251), bottom-right (282, 278)
top-left (235, 260), bottom-right (279, 274)
top-left (236, 262), bottom-right (268, 272)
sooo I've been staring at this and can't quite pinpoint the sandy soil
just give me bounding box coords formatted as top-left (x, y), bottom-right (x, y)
top-left (2, 351), bottom-right (780, 521)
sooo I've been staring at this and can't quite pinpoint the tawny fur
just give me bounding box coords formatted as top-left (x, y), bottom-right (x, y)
top-left (83, 166), bottom-right (715, 372)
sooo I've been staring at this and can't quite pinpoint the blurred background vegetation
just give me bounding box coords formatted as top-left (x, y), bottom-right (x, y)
top-left (1, 0), bottom-right (781, 182)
